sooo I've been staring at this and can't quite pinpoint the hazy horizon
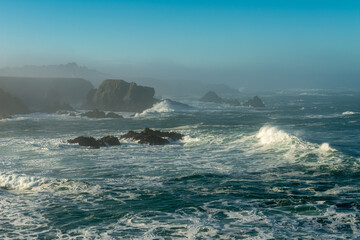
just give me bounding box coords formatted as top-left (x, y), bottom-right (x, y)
top-left (1, 0), bottom-right (359, 90)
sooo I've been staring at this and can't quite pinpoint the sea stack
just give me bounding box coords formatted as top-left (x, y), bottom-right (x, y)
top-left (83, 79), bottom-right (158, 112)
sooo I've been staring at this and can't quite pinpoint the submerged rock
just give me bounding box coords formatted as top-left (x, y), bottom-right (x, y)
top-left (67, 135), bottom-right (121, 148)
top-left (121, 128), bottom-right (184, 145)
top-left (243, 96), bottom-right (265, 107)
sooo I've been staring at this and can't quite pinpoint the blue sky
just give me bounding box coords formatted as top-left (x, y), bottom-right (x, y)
top-left (0, 0), bottom-right (359, 89)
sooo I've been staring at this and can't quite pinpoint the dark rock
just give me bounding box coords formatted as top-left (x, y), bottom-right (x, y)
top-left (83, 79), bottom-right (158, 112)
top-left (0, 88), bottom-right (29, 115)
top-left (98, 136), bottom-right (121, 146)
top-left (81, 109), bottom-right (106, 118)
top-left (200, 91), bottom-right (240, 106)
top-left (67, 136), bottom-right (100, 149)
top-left (69, 112), bottom-right (76, 117)
top-left (106, 112), bottom-right (123, 118)
top-left (163, 99), bottom-right (192, 108)
top-left (199, 91), bottom-right (223, 103)
top-left (243, 96), bottom-right (265, 107)
top-left (120, 128), bottom-right (184, 145)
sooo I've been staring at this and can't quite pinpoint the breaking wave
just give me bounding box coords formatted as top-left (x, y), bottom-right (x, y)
top-left (136, 99), bottom-right (192, 117)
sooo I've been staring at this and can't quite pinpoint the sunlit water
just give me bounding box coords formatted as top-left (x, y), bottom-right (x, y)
top-left (1, 91), bottom-right (360, 239)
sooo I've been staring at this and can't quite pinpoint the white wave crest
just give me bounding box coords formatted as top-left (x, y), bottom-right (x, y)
top-left (342, 111), bottom-right (358, 116)
top-left (0, 172), bottom-right (101, 194)
top-left (254, 125), bottom-right (346, 168)
top-left (136, 99), bottom-right (191, 117)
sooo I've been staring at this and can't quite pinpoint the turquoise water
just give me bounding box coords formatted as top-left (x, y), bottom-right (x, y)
top-left (1, 91), bottom-right (360, 239)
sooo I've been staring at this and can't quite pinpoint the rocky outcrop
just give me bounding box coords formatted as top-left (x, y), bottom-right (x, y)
top-left (67, 135), bottom-right (121, 148)
top-left (199, 91), bottom-right (240, 106)
top-left (0, 114), bottom-right (11, 120)
top-left (81, 109), bottom-right (123, 119)
top-left (0, 88), bottom-right (29, 116)
top-left (121, 128), bottom-right (184, 145)
top-left (200, 91), bottom-right (223, 103)
top-left (83, 79), bottom-right (158, 112)
top-left (67, 136), bottom-right (101, 149)
top-left (243, 96), bottom-right (265, 107)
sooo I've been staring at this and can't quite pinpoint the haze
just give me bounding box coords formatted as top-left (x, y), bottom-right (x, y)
top-left (0, 0), bottom-right (359, 90)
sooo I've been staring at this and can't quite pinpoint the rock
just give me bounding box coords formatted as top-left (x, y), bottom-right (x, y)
top-left (69, 112), bottom-right (76, 117)
top-left (199, 91), bottom-right (240, 106)
top-left (67, 136), bottom-right (100, 149)
top-left (120, 128), bottom-right (184, 145)
top-left (83, 79), bottom-right (158, 112)
top-left (199, 91), bottom-right (224, 103)
top-left (0, 88), bottom-right (29, 115)
top-left (81, 109), bottom-right (106, 118)
top-left (243, 96), bottom-right (265, 107)
top-left (105, 112), bottom-right (123, 118)
top-left (98, 136), bottom-right (121, 146)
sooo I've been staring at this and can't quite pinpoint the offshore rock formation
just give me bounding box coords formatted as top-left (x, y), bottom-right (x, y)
top-left (83, 79), bottom-right (158, 112)
top-left (67, 135), bottom-right (120, 149)
top-left (200, 91), bottom-right (240, 106)
top-left (121, 128), bottom-right (184, 145)
top-left (243, 96), bottom-right (265, 107)
top-left (0, 88), bottom-right (29, 116)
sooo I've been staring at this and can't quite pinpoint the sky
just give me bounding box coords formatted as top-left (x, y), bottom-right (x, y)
top-left (0, 0), bottom-right (359, 90)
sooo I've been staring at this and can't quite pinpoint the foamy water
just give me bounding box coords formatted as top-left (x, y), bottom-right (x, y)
top-left (1, 93), bottom-right (360, 239)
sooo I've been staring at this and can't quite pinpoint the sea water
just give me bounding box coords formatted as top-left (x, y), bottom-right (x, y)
top-left (1, 90), bottom-right (360, 239)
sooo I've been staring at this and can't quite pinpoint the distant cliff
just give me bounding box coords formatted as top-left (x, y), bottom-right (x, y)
top-left (0, 88), bottom-right (29, 116)
top-left (0, 63), bottom-right (111, 87)
top-left (83, 79), bottom-right (158, 112)
top-left (0, 76), bottom-right (94, 110)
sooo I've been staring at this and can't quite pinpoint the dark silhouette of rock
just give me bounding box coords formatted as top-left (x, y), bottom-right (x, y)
top-left (199, 91), bottom-right (240, 106)
top-left (200, 91), bottom-right (223, 103)
top-left (163, 99), bottom-right (192, 108)
top-left (0, 88), bottom-right (29, 116)
top-left (105, 112), bottom-right (123, 118)
top-left (67, 136), bottom-right (100, 149)
top-left (243, 96), bottom-right (265, 107)
top-left (121, 128), bottom-right (184, 145)
top-left (98, 136), bottom-right (121, 146)
top-left (83, 79), bottom-right (158, 112)
top-left (68, 135), bottom-right (121, 148)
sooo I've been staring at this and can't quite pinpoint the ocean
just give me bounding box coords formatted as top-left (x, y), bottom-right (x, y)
top-left (1, 90), bottom-right (360, 239)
